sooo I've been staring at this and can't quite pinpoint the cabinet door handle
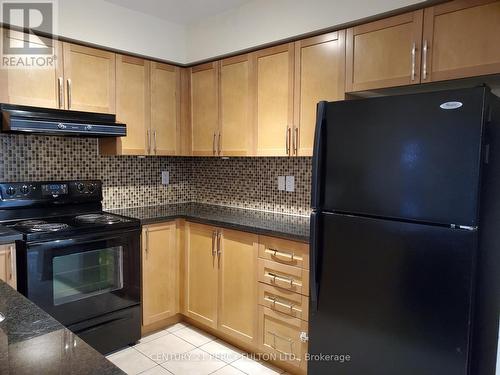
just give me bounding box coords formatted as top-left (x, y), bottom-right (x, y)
top-left (422, 39), bottom-right (428, 80)
top-left (265, 272), bottom-right (301, 287)
top-left (147, 129), bottom-right (151, 154)
top-left (153, 130), bottom-right (157, 154)
top-left (66, 79), bottom-right (72, 109)
top-left (217, 231), bottom-right (222, 256)
top-left (218, 132), bottom-right (221, 156)
top-left (410, 42), bottom-right (416, 81)
top-left (285, 127), bottom-right (291, 155)
top-left (265, 248), bottom-right (303, 262)
top-left (58, 77), bottom-right (64, 108)
top-left (212, 132), bottom-right (217, 155)
top-left (264, 296), bottom-right (302, 313)
top-left (293, 128), bottom-right (298, 155)
top-left (145, 229), bottom-right (149, 256)
top-left (211, 231), bottom-right (217, 257)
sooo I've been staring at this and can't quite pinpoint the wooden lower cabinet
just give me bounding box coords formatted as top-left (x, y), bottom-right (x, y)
top-left (142, 222), bottom-right (179, 328)
top-left (0, 244), bottom-right (16, 289)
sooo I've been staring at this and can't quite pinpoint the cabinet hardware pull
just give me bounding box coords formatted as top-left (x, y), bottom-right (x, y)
top-left (411, 42), bottom-right (416, 81)
top-left (67, 79), bottom-right (72, 109)
top-left (264, 296), bottom-right (302, 313)
top-left (267, 330), bottom-right (294, 355)
top-left (265, 248), bottom-right (303, 262)
top-left (285, 127), bottom-right (290, 155)
top-left (153, 130), bottom-right (157, 154)
top-left (293, 128), bottom-right (298, 155)
top-left (212, 231), bottom-right (217, 257)
top-left (265, 272), bottom-right (301, 287)
top-left (145, 228), bottom-right (149, 256)
top-left (58, 77), bottom-right (64, 108)
top-left (213, 132), bottom-right (217, 155)
top-left (147, 129), bottom-right (151, 154)
top-left (217, 231), bottom-right (222, 256)
top-left (422, 39), bottom-right (428, 80)
top-left (218, 133), bottom-right (221, 156)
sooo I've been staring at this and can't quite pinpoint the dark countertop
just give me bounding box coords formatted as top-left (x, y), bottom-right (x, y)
top-left (0, 225), bottom-right (22, 245)
top-left (0, 281), bottom-right (124, 375)
top-left (109, 202), bottom-right (310, 243)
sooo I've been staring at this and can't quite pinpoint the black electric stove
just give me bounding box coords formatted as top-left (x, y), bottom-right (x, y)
top-left (0, 180), bottom-right (141, 354)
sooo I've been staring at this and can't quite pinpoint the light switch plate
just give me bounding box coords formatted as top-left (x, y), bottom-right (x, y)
top-left (278, 176), bottom-right (285, 191)
top-left (286, 176), bottom-right (295, 192)
top-left (161, 171), bottom-right (169, 185)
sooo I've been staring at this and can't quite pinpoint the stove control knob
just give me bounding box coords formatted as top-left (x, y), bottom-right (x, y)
top-left (88, 184), bottom-right (96, 193)
top-left (57, 123), bottom-right (66, 130)
top-left (76, 183), bottom-right (85, 192)
top-left (20, 185), bottom-right (29, 195)
top-left (6, 186), bottom-right (15, 196)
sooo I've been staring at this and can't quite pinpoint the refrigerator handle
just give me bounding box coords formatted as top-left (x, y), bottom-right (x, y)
top-left (311, 101), bottom-right (327, 209)
top-left (310, 211), bottom-right (322, 312)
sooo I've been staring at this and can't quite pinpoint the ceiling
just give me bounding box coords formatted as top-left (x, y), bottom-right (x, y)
top-left (103, 0), bottom-right (251, 25)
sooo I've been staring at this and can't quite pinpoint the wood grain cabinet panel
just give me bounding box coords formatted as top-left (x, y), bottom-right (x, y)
top-left (184, 222), bottom-right (219, 328)
top-left (191, 62), bottom-right (219, 156)
top-left (254, 44), bottom-right (294, 156)
top-left (151, 62), bottom-right (181, 155)
top-left (142, 222), bottom-right (179, 327)
top-left (0, 244), bottom-right (16, 290)
top-left (0, 28), bottom-right (63, 109)
top-left (422, 0), bottom-right (500, 82)
top-left (62, 43), bottom-right (115, 113)
top-left (220, 55), bottom-right (254, 156)
top-left (346, 10), bottom-right (423, 92)
top-left (294, 32), bottom-right (346, 156)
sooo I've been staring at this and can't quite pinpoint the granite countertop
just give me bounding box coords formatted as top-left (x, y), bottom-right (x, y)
top-left (109, 202), bottom-right (310, 243)
top-left (0, 281), bottom-right (124, 375)
top-left (0, 225), bottom-right (22, 245)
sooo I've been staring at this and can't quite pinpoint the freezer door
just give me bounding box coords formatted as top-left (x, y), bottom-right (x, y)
top-left (321, 87), bottom-right (486, 226)
top-left (308, 213), bottom-right (475, 375)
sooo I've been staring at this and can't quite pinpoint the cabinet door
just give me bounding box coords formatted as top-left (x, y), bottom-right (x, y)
top-left (115, 55), bottom-right (150, 155)
top-left (151, 62), bottom-right (180, 155)
top-left (184, 222), bottom-right (219, 328)
top-left (63, 43), bottom-right (115, 113)
top-left (220, 55), bottom-right (254, 156)
top-left (346, 10), bottom-right (423, 92)
top-left (422, 0), bottom-right (500, 83)
top-left (0, 244), bottom-right (16, 290)
top-left (191, 62), bottom-right (219, 156)
top-left (254, 44), bottom-right (294, 156)
top-left (142, 222), bottom-right (178, 326)
top-left (0, 28), bottom-right (63, 109)
top-left (218, 229), bottom-right (258, 344)
top-left (294, 32), bottom-right (346, 156)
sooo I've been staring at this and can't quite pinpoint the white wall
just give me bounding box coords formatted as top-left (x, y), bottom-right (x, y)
top-left (186, 0), bottom-right (426, 63)
top-left (57, 0), bottom-right (186, 63)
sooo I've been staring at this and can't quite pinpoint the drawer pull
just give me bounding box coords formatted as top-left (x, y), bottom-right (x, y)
top-left (265, 248), bottom-right (303, 262)
top-left (264, 296), bottom-right (302, 314)
top-left (265, 272), bottom-right (301, 288)
top-left (268, 330), bottom-right (294, 355)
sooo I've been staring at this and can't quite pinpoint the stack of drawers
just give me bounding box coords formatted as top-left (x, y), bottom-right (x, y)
top-left (257, 235), bottom-right (310, 372)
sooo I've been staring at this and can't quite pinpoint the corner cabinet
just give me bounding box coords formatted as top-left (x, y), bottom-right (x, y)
top-left (0, 244), bottom-right (16, 289)
top-left (142, 222), bottom-right (179, 328)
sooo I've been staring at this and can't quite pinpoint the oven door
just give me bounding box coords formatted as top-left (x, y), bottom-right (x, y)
top-left (24, 228), bottom-right (140, 326)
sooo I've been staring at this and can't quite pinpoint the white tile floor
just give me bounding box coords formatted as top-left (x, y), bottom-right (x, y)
top-left (106, 323), bottom-right (288, 375)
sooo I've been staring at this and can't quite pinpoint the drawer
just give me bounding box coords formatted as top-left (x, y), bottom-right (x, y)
top-left (258, 283), bottom-right (309, 321)
top-left (258, 259), bottom-right (309, 296)
top-left (259, 235), bottom-right (309, 269)
top-left (258, 306), bottom-right (308, 369)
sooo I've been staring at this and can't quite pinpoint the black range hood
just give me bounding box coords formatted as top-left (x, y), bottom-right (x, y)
top-left (0, 103), bottom-right (126, 137)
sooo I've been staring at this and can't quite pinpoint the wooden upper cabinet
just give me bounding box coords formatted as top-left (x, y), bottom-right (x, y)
top-left (151, 62), bottom-right (181, 155)
top-left (218, 229), bottom-right (258, 344)
top-left (142, 222), bottom-right (178, 327)
top-left (422, 0), bottom-right (500, 83)
top-left (191, 62), bottom-right (219, 156)
top-left (220, 55), bottom-right (254, 156)
top-left (346, 10), bottom-right (423, 92)
top-left (254, 44), bottom-right (295, 156)
top-left (184, 222), bottom-right (219, 328)
top-left (0, 28), bottom-right (63, 109)
top-left (294, 32), bottom-right (346, 156)
top-left (62, 42), bottom-right (115, 113)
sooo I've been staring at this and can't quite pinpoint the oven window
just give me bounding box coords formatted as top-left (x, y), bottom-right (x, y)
top-left (52, 247), bottom-right (123, 306)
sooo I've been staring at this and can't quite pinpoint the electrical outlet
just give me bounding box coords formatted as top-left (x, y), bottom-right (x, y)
top-left (161, 171), bottom-right (169, 185)
top-left (285, 176), bottom-right (295, 192)
top-left (278, 176), bottom-right (285, 191)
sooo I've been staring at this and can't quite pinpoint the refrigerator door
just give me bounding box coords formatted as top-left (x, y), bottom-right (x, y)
top-left (320, 87), bottom-right (486, 226)
top-left (308, 213), bottom-right (475, 375)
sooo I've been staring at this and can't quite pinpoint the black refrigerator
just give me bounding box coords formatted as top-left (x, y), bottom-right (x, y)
top-left (308, 87), bottom-right (500, 375)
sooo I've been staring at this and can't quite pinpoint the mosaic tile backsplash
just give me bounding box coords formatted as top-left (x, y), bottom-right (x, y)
top-left (0, 135), bottom-right (312, 215)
